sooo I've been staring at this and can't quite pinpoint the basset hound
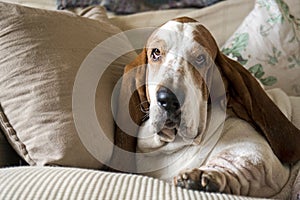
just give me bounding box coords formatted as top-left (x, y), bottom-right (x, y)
top-left (110, 17), bottom-right (300, 198)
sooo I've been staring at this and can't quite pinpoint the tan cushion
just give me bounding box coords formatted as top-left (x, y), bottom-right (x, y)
top-left (0, 166), bottom-right (261, 200)
top-left (109, 0), bottom-right (255, 46)
top-left (0, 2), bottom-right (135, 168)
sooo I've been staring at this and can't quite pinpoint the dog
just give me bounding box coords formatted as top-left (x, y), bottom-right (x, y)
top-left (111, 17), bottom-right (300, 198)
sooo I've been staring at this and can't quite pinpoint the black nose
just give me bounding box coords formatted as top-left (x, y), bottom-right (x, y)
top-left (156, 86), bottom-right (182, 113)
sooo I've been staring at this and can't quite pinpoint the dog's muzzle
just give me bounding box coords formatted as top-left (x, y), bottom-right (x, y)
top-left (156, 86), bottom-right (184, 142)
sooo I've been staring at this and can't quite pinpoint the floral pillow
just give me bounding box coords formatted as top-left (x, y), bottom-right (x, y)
top-left (222, 0), bottom-right (300, 96)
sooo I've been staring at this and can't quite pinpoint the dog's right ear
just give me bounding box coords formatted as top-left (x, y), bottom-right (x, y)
top-left (216, 51), bottom-right (300, 164)
top-left (192, 23), bottom-right (300, 164)
top-left (110, 48), bottom-right (149, 173)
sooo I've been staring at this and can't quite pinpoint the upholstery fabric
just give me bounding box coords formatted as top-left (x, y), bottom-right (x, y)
top-left (0, 2), bottom-right (135, 168)
top-left (0, 166), bottom-right (267, 200)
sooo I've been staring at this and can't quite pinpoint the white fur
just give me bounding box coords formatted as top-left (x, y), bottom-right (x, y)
top-left (145, 20), bottom-right (208, 145)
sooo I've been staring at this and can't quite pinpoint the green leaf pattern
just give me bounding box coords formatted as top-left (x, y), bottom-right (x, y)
top-left (222, 33), bottom-right (249, 65)
top-left (222, 33), bottom-right (277, 86)
top-left (258, 46), bottom-right (282, 66)
top-left (258, 0), bottom-right (299, 68)
top-left (258, 0), bottom-right (300, 43)
top-left (222, 0), bottom-right (300, 88)
top-left (248, 64), bottom-right (277, 86)
top-left (288, 54), bottom-right (300, 69)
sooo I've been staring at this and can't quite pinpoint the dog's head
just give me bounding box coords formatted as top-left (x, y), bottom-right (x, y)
top-left (142, 17), bottom-right (222, 146)
top-left (115, 17), bottom-right (300, 166)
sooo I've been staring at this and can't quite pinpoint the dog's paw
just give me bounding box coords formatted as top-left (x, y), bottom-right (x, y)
top-left (174, 168), bottom-right (226, 192)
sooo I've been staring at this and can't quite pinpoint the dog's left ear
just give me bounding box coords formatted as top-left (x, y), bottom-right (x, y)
top-left (215, 51), bottom-right (300, 164)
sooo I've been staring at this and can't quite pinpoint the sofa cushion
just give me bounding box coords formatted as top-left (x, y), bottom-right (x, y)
top-left (0, 166), bottom-right (264, 200)
top-left (109, 0), bottom-right (255, 47)
top-left (221, 0), bottom-right (300, 96)
top-left (0, 2), bottom-right (135, 168)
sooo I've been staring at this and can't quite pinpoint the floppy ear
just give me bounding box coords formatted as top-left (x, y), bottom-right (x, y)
top-left (110, 48), bottom-right (149, 173)
top-left (216, 51), bottom-right (300, 164)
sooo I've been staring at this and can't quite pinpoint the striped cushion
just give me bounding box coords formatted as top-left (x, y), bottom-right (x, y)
top-left (0, 166), bottom-right (262, 200)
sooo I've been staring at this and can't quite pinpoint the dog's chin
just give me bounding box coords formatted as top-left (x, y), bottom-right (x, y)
top-left (137, 119), bottom-right (201, 155)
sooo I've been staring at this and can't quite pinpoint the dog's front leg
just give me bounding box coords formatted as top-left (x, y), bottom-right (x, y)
top-left (174, 119), bottom-right (291, 197)
top-left (174, 149), bottom-right (290, 197)
top-left (174, 161), bottom-right (255, 195)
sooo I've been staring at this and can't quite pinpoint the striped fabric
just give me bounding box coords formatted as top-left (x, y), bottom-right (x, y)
top-left (0, 167), bottom-right (267, 200)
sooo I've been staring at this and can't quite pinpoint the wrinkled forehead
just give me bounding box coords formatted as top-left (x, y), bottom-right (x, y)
top-left (147, 21), bottom-right (196, 52)
top-left (146, 20), bottom-right (217, 58)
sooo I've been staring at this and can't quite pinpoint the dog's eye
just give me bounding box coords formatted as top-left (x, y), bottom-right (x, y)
top-left (151, 48), bottom-right (161, 62)
top-left (196, 54), bottom-right (206, 66)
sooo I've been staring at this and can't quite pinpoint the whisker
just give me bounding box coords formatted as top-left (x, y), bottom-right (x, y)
top-left (135, 100), bottom-right (150, 122)
top-left (142, 113), bottom-right (149, 122)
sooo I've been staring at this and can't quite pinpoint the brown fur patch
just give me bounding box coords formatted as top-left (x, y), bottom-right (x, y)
top-left (192, 25), bottom-right (218, 60)
top-left (190, 65), bottom-right (209, 101)
top-left (171, 17), bottom-right (218, 59)
top-left (172, 16), bottom-right (198, 23)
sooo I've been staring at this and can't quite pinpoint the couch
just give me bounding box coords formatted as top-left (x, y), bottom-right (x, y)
top-left (0, 0), bottom-right (299, 199)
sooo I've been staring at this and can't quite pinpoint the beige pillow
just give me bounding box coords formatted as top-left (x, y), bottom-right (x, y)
top-left (0, 3), bottom-right (135, 168)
